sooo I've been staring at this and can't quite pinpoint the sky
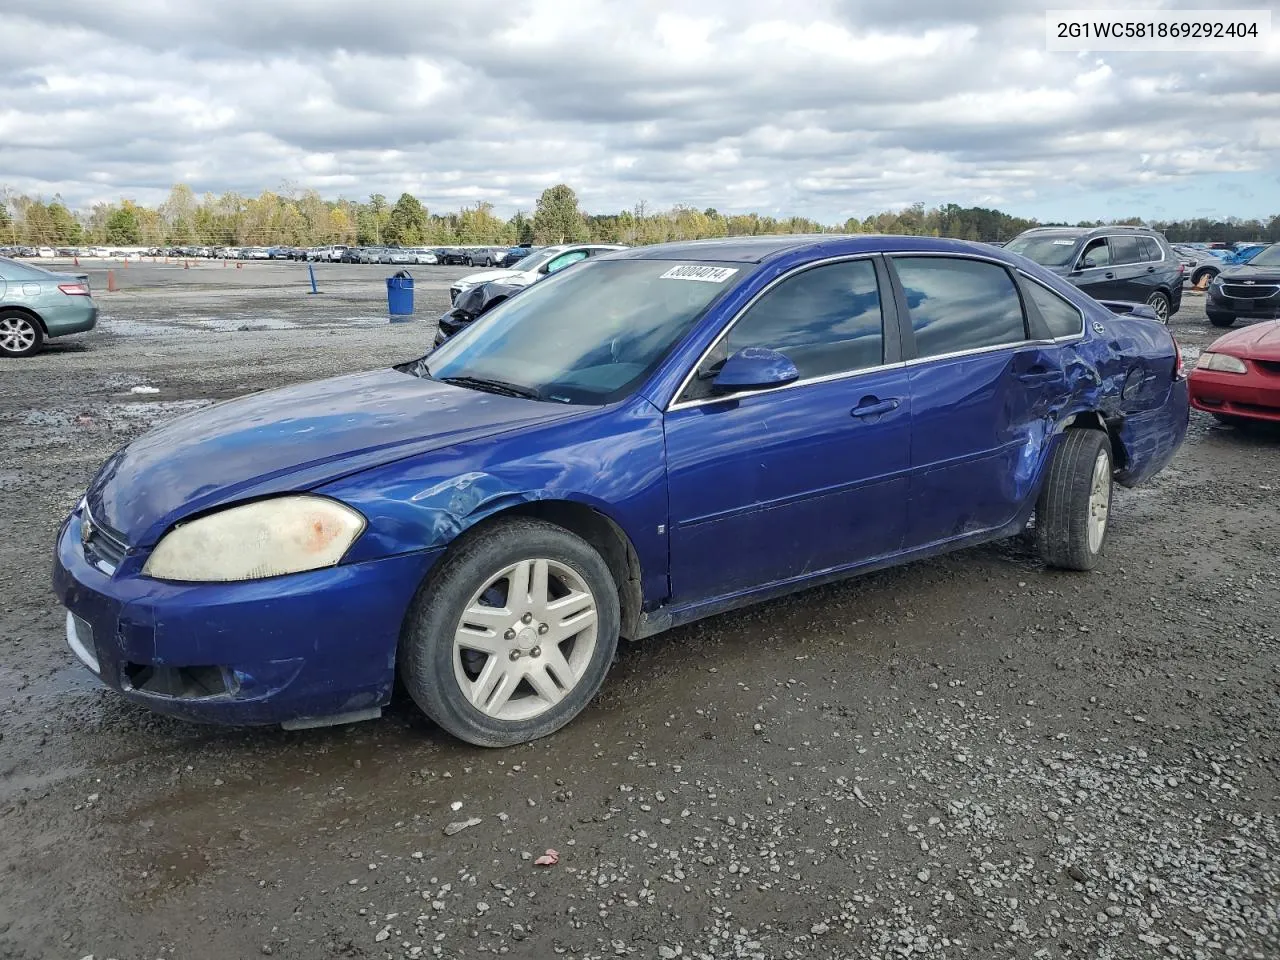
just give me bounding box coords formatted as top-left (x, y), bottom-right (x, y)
top-left (2, 0), bottom-right (1278, 224)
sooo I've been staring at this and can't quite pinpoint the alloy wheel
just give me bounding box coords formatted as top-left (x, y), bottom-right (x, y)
top-left (0, 316), bottom-right (37, 353)
top-left (452, 558), bottom-right (598, 722)
top-left (1087, 450), bottom-right (1111, 554)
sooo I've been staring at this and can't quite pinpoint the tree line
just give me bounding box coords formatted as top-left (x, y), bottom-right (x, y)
top-left (2, 183), bottom-right (1278, 249)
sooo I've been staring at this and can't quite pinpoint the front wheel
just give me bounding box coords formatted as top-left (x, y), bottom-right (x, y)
top-left (0, 311), bottom-right (43, 357)
top-left (1191, 268), bottom-right (1218, 288)
top-left (1144, 291), bottom-right (1171, 324)
top-left (400, 518), bottom-right (620, 747)
top-left (1036, 429), bottom-right (1113, 572)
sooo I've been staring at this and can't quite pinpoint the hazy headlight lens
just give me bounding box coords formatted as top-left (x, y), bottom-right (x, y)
top-left (1195, 352), bottom-right (1247, 374)
top-left (143, 496), bottom-right (365, 582)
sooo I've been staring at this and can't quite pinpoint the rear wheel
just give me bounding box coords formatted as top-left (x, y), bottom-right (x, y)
top-left (400, 518), bottom-right (620, 747)
top-left (1191, 267), bottom-right (1218, 288)
top-left (1144, 291), bottom-right (1171, 324)
top-left (1036, 429), bottom-right (1113, 572)
top-left (0, 310), bottom-right (43, 357)
top-left (1208, 313), bottom-right (1235, 328)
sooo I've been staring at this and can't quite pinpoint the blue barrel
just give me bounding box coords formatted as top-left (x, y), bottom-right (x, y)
top-left (386, 272), bottom-right (414, 316)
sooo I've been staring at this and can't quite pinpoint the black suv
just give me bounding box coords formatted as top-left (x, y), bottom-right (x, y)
top-left (1004, 226), bottom-right (1183, 323)
top-left (1206, 242), bottom-right (1280, 328)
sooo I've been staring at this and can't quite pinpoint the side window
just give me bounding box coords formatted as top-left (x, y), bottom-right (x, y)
top-left (893, 257), bottom-right (1027, 359)
top-left (683, 259), bottom-right (884, 399)
top-left (1025, 280), bottom-right (1085, 339)
top-left (1137, 236), bottom-right (1162, 262)
top-left (1078, 238), bottom-right (1111, 268)
top-left (1110, 235), bottom-right (1143, 265)
top-left (547, 251), bottom-right (589, 274)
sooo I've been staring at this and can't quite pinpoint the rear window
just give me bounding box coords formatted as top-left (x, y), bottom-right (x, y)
top-left (894, 257), bottom-right (1027, 359)
top-left (1004, 235), bottom-right (1080, 268)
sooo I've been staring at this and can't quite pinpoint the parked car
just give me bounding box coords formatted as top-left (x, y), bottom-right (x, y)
top-left (1003, 226), bottom-right (1183, 323)
top-left (439, 248), bottom-right (471, 266)
top-left (449, 244), bottom-right (628, 302)
top-left (52, 235), bottom-right (1188, 743)
top-left (1172, 244), bottom-right (1223, 287)
top-left (1189, 319), bottom-right (1280, 425)
top-left (1205, 242), bottom-right (1280, 328)
top-left (36, 246), bottom-right (56, 258)
top-left (462, 247), bottom-right (504, 267)
top-left (1222, 243), bottom-right (1267, 266)
top-left (497, 245), bottom-right (538, 267)
top-left (1, 257), bottom-right (98, 357)
top-left (410, 248), bottom-right (439, 265)
top-left (386, 248), bottom-right (417, 265)
top-left (433, 280), bottom-right (524, 347)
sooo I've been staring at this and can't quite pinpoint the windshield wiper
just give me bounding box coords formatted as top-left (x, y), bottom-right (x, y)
top-left (438, 375), bottom-right (541, 400)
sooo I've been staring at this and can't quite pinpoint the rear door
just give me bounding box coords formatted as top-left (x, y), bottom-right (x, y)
top-left (888, 254), bottom-right (1068, 548)
top-left (1107, 234), bottom-right (1153, 302)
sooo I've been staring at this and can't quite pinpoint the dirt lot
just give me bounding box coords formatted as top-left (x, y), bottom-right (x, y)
top-left (1, 262), bottom-right (1277, 960)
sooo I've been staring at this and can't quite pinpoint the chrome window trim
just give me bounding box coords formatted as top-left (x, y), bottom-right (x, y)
top-left (1018, 271), bottom-right (1087, 340)
top-left (665, 253), bottom-right (887, 412)
top-left (666, 249), bottom-right (1075, 413)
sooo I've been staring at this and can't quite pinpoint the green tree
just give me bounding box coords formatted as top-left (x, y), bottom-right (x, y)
top-left (104, 203), bottom-right (142, 243)
top-left (48, 201), bottom-right (83, 244)
top-left (533, 184), bottom-right (588, 244)
top-left (385, 192), bottom-right (428, 245)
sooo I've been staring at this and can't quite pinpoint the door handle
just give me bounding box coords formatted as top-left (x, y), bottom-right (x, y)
top-left (1104, 272), bottom-right (1115, 279)
top-left (1146, 266), bottom-right (1156, 273)
top-left (851, 397), bottom-right (900, 418)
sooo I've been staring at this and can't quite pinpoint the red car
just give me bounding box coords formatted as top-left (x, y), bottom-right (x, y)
top-left (1189, 320), bottom-right (1280, 424)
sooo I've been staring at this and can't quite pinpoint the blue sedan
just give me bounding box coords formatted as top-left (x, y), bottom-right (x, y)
top-left (53, 235), bottom-right (1189, 745)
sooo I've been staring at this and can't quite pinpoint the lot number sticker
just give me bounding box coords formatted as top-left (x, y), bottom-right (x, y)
top-left (660, 265), bottom-right (739, 283)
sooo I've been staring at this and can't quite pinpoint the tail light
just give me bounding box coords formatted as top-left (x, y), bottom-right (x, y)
top-left (58, 282), bottom-right (91, 296)
top-left (1176, 262), bottom-right (1185, 276)
top-left (1172, 337), bottom-right (1187, 381)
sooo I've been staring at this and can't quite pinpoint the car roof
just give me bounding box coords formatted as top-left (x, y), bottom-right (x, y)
top-left (1014, 225), bottom-right (1162, 240)
top-left (605, 234), bottom-right (1027, 265)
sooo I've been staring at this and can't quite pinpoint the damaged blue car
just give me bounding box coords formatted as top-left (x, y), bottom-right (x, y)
top-left (53, 236), bottom-right (1189, 746)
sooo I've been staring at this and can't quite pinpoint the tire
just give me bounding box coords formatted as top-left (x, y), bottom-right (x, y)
top-left (1144, 291), bottom-right (1171, 324)
top-left (1036, 428), bottom-right (1113, 572)
top-left (1191, 268), bottom-right (1218, 288)
top-left (0, 310), bottom-right (44, 358)
top-left (1208, 313), bottom-right (1235, 328)
top-left (400, 518), bottom-right (620, 747)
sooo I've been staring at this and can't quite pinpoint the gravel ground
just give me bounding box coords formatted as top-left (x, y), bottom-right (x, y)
top-left (1, 265), bottom-right (1277, 960)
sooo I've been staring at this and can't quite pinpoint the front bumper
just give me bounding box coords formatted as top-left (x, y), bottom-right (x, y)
top-left (52, 509), bottom-right (442, 726)
top-left (1207, 289), bottom-right (1280, 320)
top-left (1189, 367), bottom-right (1280, 423)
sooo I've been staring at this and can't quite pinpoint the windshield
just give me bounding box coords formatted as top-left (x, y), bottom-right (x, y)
top-left (513, 247), bottom-right (569, 272)
top-left (1004, 234), bottom-right (1082, 267)
top-left (1246, 244), bottom-right (1280, 267)
top-left (420, 259), bottom-right (740, 405)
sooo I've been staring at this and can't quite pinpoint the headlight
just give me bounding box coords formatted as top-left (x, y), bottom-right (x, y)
top-left (143, 496), bottom-right (366, 582)
top-left (1195, 352), bottom-right (1247, 374)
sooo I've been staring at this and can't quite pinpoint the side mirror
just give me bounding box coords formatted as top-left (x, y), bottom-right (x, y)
top-left (711, 347), bottom-right (800, 394)
top-left (1077, 257), bottom-right (1097, 271)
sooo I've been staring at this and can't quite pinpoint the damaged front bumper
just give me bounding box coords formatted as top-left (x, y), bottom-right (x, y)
top-left (52, 509), bottom-right (442, 727)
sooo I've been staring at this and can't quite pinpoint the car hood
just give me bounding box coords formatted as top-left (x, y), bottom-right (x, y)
top-left (1220, 263), bottom-right (1280, 283)
top-left (457, 268), bottom-right (532, 287)
top-left (1209, 320), bottom-right (1280, 362)
top-left (86, 368), bottom-right (584, 547)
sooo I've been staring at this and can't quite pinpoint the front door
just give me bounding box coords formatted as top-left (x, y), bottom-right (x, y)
top-left (1070, 237), bottom-right (1125, 302)
top-left (664, 257), bottom-right (910, 604)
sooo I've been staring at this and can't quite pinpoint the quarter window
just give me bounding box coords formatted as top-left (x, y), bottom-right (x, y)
top-left (1025, 281), bottom-right (1085, 339)
top-left (1137, 236), bottom-right (1162, 262)
top-left (893, 257), bottom-right (1027, 359)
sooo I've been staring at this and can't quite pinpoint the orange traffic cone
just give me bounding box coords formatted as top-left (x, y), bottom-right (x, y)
top-left (107, 270), bottom-right (118, 292)
top-left (73, 255), bottom-right (79, 266)
top-left (184, 260), bottom-right (190, 269)
top-left (236, 262), bottom-right (243, 269)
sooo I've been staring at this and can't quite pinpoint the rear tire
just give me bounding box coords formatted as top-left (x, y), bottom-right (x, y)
top-left (1036, 429), bottom-right (1113, 572)
top-left (399, 518), bottom-right (620, 747)
top-left (1191, 268), bottom-right (1218, 288)
top-left (0, 310), bottom-right (43, 358)
top-left (1144, 291), bottom-right (1171, 324)
top-left (1208, 313), bottom-right (1235, 328)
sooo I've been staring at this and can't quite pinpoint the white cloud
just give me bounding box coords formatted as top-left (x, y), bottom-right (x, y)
top-left (0, 0), bottom-right (1277, 221)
